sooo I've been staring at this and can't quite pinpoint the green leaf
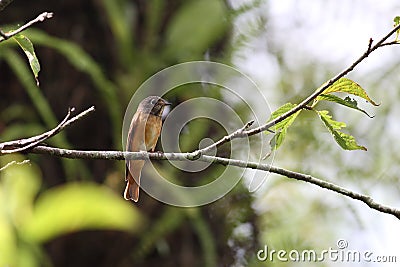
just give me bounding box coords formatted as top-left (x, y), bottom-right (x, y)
top-left (267, 103), bottom-right (301, 150)
top-left (321, 78), bottom-right (379, 106)
top-left (26, 28), bottom-right (122, 147)
top-left (0, 154), bottom-right (42, 267)
top-left (317, 110), bottom-right (367, 151)
top-left (394, 16), bottom-right (400, 41)
top-left (317, 94), bottom-right (373, 118)
top-left (13, 34), bottom-right (40, 86)
top-left (21, 183), bottom-right (143, 243)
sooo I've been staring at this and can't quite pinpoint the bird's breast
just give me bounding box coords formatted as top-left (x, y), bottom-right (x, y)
top-left (145, 114), bottom-right (162, 150)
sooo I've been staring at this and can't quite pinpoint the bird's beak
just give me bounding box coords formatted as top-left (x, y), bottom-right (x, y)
top-left (164, 101), bottom-right (172, 106)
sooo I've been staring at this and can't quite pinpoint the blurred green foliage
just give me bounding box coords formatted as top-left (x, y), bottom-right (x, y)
top-left (0, 154), bottom-right (141, 267)
top-left (2, 0), bottom-right (397, 266)
top-left (0, 0), bottom-right (260, 266)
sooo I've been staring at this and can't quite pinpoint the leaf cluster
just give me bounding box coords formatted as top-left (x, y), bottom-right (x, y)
top-left (267, 78), bottom-right (378, 151)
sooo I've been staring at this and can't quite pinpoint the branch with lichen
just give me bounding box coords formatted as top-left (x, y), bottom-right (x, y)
top-left (1, 22), bottom-right (400, 220)
top-left (0, 12), bottom-right (53, 42)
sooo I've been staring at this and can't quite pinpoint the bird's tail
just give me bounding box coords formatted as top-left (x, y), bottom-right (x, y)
top-left (124, 161), bottom-right (144, 202)
top-left (124, 178), bottom-right (139, 202)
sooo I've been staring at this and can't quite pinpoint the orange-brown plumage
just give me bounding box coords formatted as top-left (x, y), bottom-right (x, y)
top-left (124, 96), bottom-right (170, 202)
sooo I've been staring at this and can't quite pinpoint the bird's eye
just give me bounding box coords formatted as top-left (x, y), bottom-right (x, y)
top-left (150, 99), bottom-right (156, 105)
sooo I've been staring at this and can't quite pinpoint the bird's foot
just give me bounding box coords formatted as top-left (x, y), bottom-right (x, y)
top-left (154, 151), bottom-right (164, 159)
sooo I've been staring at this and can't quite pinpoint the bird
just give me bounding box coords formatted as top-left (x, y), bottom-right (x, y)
top-left (124, 96), bottom-right (171, 202)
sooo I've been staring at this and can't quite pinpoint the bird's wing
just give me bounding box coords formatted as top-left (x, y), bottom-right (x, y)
top-left (125, 112), bottom-right (141, 181)
top-left (126, 112), bottom-right (140, 152)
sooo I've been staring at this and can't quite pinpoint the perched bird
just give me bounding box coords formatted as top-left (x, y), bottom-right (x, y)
top-left (124, 96), bottom-right (171, 202)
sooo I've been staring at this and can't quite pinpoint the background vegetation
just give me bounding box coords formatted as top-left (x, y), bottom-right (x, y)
top-left (1, 0), bottom-right (399, 266)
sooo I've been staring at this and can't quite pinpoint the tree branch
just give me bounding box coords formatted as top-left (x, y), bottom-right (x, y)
top-left (28, 145), bottom-right (400, 220)
top-left (0, 12), bottom-right (53, 42)
top-left (193, 119), bottom-right (261, 157)
top-left (1, 23), bottom-right (400, 221)
top-left (240, 23), bottom-right (400, 138)
top-left (180, 24), bottom-right (400, 159)
top-left (0, 106), bottom-right (95, 154)
top-left (0, 159), bottom-right (30, 171)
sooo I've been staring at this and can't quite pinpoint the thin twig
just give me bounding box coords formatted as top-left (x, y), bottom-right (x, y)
top-left (187, 25), bottom-right (399, 154)
top-left (0, 107), bottom-right (73, 154)
top-left (0, 12), bottom-right (53, 42)
top-left (195, 119), bottom-right (256, 156)
top-left (0, 106), bottom-right (95, 154)
top-left (242, 23), bottom-right (400, 137)
top-left (29, 146), bottom-right (400, 220)
top-left (0, 159), bottom-right (30, 171)
top-left (58, 106), bottom-right (95, 130)
top-left (378, 40), bottom-right (400, 48)
top-left (186, 25), bottom-right (400, 160)
top-left (1, 24), bottom-right (400, 221)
